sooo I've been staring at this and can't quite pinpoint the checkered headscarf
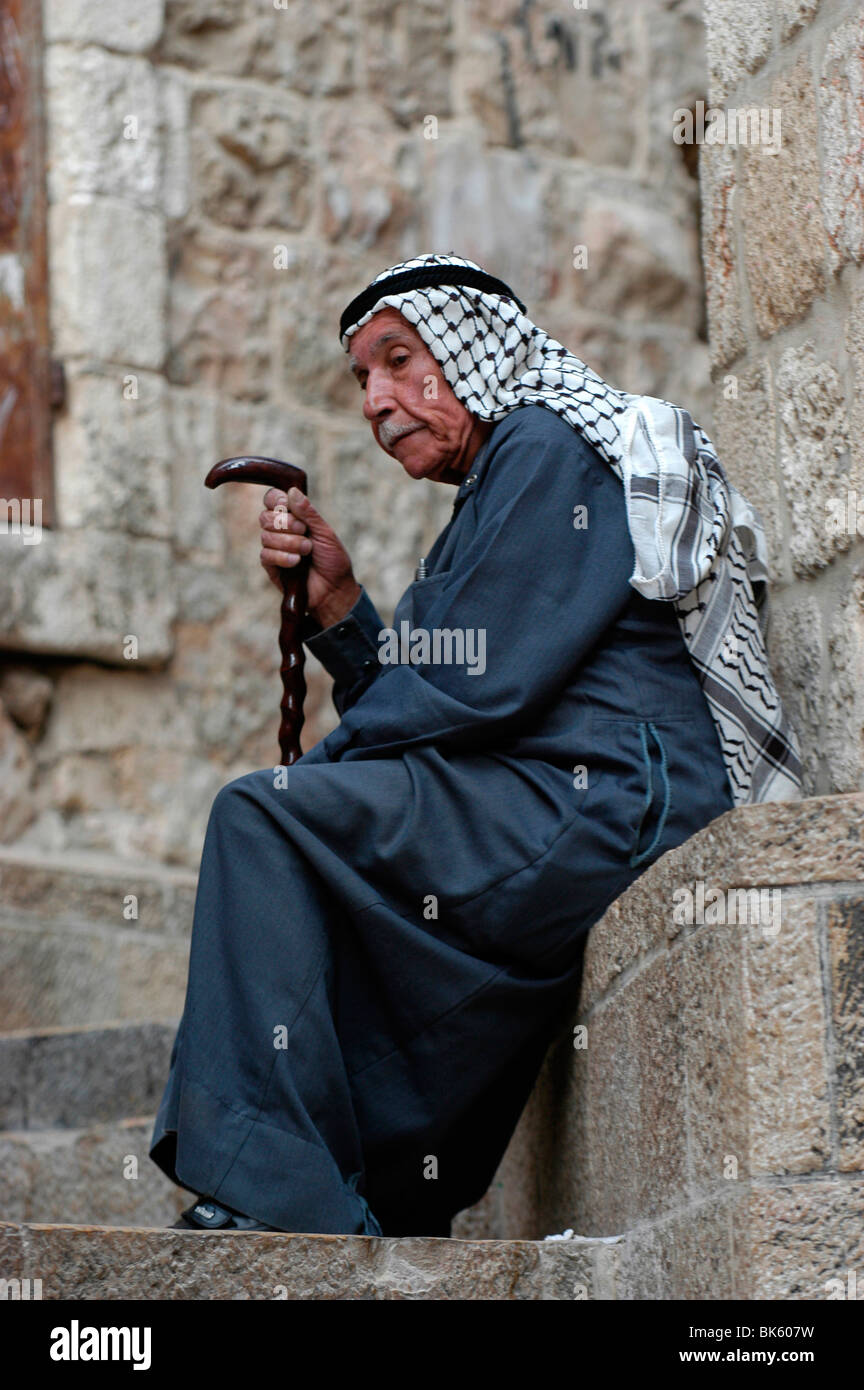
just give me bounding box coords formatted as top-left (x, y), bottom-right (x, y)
top-left (339, 253), bottom-right (802, 807)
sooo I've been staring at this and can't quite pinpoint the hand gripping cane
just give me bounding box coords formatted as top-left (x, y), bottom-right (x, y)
top-left (205, 455), bottom-right (309, 766)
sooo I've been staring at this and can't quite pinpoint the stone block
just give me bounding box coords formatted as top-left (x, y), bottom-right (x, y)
top-left (0, 848), bottom-right (197, 937)
top-left (703, 0), bottom-right (773, 103)
top-left (571, 949), bottom-right (690, 1234)
top-left (166, 388), bottom-right (225, 558)
top-left (188, 86), bottom-right (312, 232)
top-left (776, 340), bottom-right (851, 576)
top-left (742, 897), bottom-right (832, 1175)
top-left (53, 370), bottom-right (173, 539)
top-left (618, 1192), bottom-right (746, 1300)
top-left (700, 143), bottom-right (747, 369)
top-left (49, 198), bottom-right (167, 370)
top-left (158, 0), bottom-right (356, 94)
top-left (158, 69), bottom-right (191, 221)
top-left (420, 140), bottom-right (552, 311)
top-left (463, 0), bottom-right (636, 167)
top-left (0, 924), bottom-right (111, 1032)
top-left (167, 224), bottom-right (272, 399)
top-left (543, 164), bottom-right (702, 330)
top-left (577, 845), bottom-right (696, 1010)
top-left (779, 0), bottom-right (822, 42)
top-left (362, 0), bottom-right (453, 130)
top-left (157, 0), bottom-right (252, 74)
top-left (847, 272), bottom-right (864, 507)
top-left (0, 1221), bottom-right (619, 1299)
top-left (766, 594), bottom-right (824, 796)
top-left (679, 924), bottom-right (748, 1192)
top-left (570, 195), bottom-right (702, 331)
top-left (747, 1179), bottom-right (864, 1299)
top-left (825, 897), bottom-right (864, 1171)
top-left (41, 667), bottom-right (195, 756)
top-left (0, 921), bottom-right (189, 1030)
top-left (320, 103), bottom-right (419, 251)
top-left (0, 531), bottom-right (176, 666)
top-left (668, 795), bottom-right (864, 888)
top-left (0, 1034), bottom-right (28, 1131)
top-left (45, 46), bottom-right (162, 210)
top-left (711, 357), bottom-right (784, 577)
top-left (820, 19), bottom-right (864, 274)
top-left (0, 1122), bottom-right (186, 1228)
top-left (44, 0), bottom-right (165, 52)
top-left (0, 667), bottom-right (54, 735)
top-left (28, 750), bottom-right (223, 869)
top-left (0, 1022), bottom-right (177, 1130)
top-left (0, 708), bottom-right (35, 842)
top-left (461, 797), bottom-right (864, 1295)
top-left (641, 1), bottom-right (708, 189)
top-left (825, 570), bottom-right (864, 794)
top-left (172, 562), bottom-right (234, 625)
top-left (741, 59), bottom-right (827, 337)
top-left (550, 317), bottom-right (630, 397)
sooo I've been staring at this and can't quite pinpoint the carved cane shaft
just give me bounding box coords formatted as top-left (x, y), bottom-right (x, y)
top-left (205, 455), bottom-right (309, 766)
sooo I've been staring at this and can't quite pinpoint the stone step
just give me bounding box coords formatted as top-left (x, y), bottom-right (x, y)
top-left (0, 1119), bottom-right (187, 1229)
top-left (0, 847), bottom-right (195, 1028)
top-left (0, 1221), bottom-right (622, 1299)
top-left (0, 1021), bottom-right (178, 1131)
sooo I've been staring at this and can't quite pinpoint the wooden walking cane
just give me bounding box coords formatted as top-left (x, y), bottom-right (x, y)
top-left (205, 455), bottom-right (310, 766)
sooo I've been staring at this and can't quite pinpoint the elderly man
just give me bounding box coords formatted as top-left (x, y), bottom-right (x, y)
top-left (150, 254), bottom-right (800, 1237)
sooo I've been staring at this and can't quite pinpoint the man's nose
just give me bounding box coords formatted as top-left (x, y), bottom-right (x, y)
top-left (362, 369), bottom-right (395, 422)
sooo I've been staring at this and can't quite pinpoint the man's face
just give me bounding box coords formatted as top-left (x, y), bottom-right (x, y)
top-left (348, 307), bottom-right (489, 483)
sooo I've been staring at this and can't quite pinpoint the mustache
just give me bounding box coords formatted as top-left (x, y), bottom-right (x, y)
top-left (378, 420), bottom-right (422, 448)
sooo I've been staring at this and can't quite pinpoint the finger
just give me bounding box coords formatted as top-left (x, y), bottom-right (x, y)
top-left (259, 531), bottom-right (313, 556)
top-left (286, 487), bottom-right (331, 539)
top-left (260, 556), bottom-right (283, 585)
top-left (263, 488), bottom-right (288, 510)
top-left (260, 508), bottom-right (307, 535)
top-left (260, 545), bottom-right (307, 568)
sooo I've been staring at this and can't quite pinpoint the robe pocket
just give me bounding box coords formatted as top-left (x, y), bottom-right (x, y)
top-left (405, 570), bottom-right (451, 627)
top-left (626, 720), bottom-right (672, 869)
top-left (586, 716), bottom-right (674, 869)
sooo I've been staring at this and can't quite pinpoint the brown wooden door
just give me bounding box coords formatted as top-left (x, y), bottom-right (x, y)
top-left (0, 0), bottom-right (55, 525)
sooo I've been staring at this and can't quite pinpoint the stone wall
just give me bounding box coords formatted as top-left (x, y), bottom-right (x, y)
top-left (454, 795), bottom-right (864, 1300)
top-left (0, 0), bottom-right (709, 870)
top-left (700, 0), bottom-right (864, 797)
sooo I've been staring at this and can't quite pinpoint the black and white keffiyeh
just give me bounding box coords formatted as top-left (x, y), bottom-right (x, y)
top-left (339, 252), bottom-right (802, 807)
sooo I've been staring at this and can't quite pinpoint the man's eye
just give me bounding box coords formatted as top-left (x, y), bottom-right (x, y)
top-left (391, 354), bottom-right (409, 368)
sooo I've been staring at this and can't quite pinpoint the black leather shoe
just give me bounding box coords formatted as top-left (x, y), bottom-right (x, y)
top-left (171, 1197), bottom-right (283, 1231)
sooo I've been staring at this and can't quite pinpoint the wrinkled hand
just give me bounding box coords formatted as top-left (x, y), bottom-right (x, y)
top-left (259, 487), bottom-right (361, 629)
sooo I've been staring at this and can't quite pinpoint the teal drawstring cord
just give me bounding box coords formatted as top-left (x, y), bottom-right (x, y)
top-left (629, 721), bottom-right (671, 869)
top-left (346, 1171), bottom-right (383, 1236)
